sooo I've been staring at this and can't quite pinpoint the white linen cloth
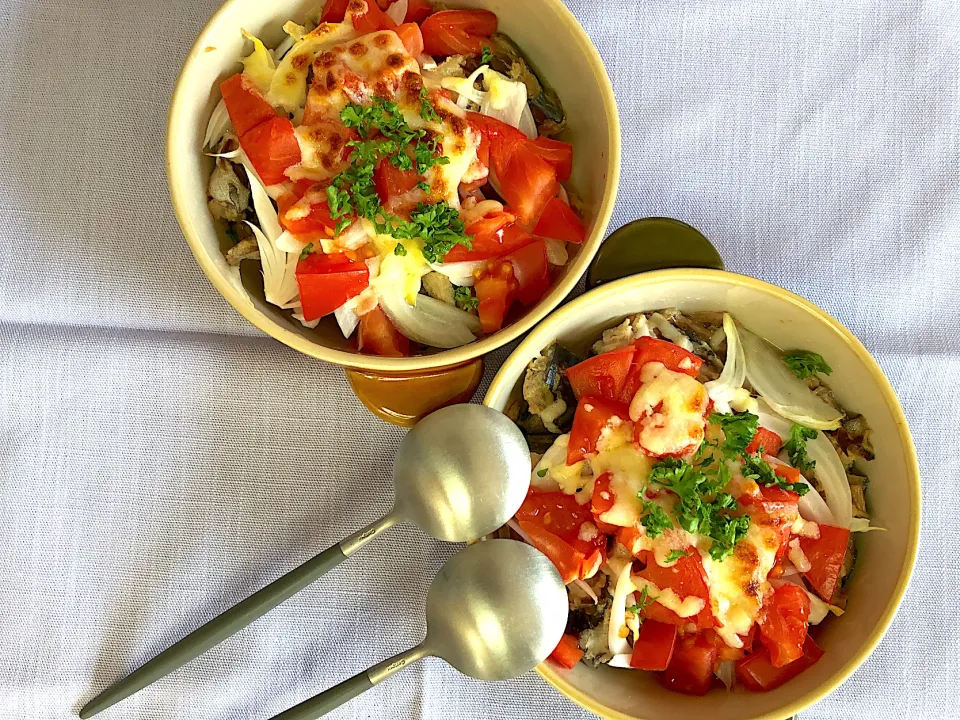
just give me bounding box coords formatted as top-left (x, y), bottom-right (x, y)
top-left (0, 0), bottom-right (955, 717)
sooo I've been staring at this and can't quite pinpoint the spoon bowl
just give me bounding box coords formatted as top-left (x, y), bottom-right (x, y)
top-left (393, 404), bottom-right (532, 542)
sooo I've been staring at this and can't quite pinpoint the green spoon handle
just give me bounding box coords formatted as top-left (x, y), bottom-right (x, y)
top-left (270, 645), bottom-right (429, 720)
top-left (79, 513), bottom-right (398, 719)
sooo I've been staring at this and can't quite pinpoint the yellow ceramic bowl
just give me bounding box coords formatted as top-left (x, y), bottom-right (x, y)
top-left (483, 270), bottom-right (920, 720)
top-left (166, 0), bottom-right (620, 381)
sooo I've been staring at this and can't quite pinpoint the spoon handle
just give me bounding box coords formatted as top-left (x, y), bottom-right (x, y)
top-left (269, 645), bottom-right (429, 720)
top-left (79, 513), bottom-right (398, 719)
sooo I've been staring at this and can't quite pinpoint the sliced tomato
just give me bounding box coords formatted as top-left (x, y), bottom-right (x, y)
top-left (420, 9), bottom-right (497, 56)
top-left (530, 137), bottom-right (573, 182)
top-left (320, 0), bottom-right (351, 22)
top-left (566, 346), bottom-right (635, 402)
top-left (394, 22), bottom-right (424, 56)
top-left (590, 472), bottom-right (615, 515)
top-left (296, 252), bottom-right (370, 321)
top-left (504, 239), bottom-right (549, 306)
top-left (473, 260), bottom-right (517, 333)
top-left (736, 635), bottom-right (824, 692)
top-left (660, 633), bottom-right (718, 696)
top-left (352, 0), bottom-right (397, 32)
top-left (799, 524), bottom-right (850, 601)
top-left (746, 427), bottom-right (784, 456)
top-left (517, 520), bottom-right (583, 584)
top-left (549, 633), bottom-right (583, 669)
top-left (633, 336), bottom-right (703, 377)
top-left (240, 116), bottom-right (302, 185)
top-left (497, 141), bottom-right (559, 226)
top-left (616, 526), bottom-right (644, 556)
top-left (468, 112), bottom-right (527, 150)
top-left (444, 218), bottom-right (530, 262)
top-left (758, 584), bottom-right (811, 668)
top-left (630, 619), bottom-right (677, 671)
top-left (534, 197), bottom-right (587, 244)
top-left (741, 483), bottom-right (800, 521)
top-left (373, 157), bottom-right (427, 215)
top-left (637, 550), bottom-right (715, 630)
top-left (567, 395), bottom-right (631, 465)
top-left (280, 188), bottom-right (340, 237)
top-left (358, 305), bottom-right (410, 357)
top-left (405, 0), bottom-right (433, 24)
top-left (219, 73), bottom-right (277, 137)
top-left (516, 489), bottom-right (592, 543)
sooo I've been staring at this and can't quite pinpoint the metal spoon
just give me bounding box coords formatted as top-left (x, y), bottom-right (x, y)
top-left (80, 404), bottom-right (531, 718)
top-left (269, 539), bottom-right (568, 720)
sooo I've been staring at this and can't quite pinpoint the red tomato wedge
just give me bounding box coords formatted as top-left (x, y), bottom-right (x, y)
top-left (746, 427), bottom-right (784, 455)
top-left (219, 73), bottom-right (277, 137)
top-left (240, 116), bottom-right (302, 185)
top-left (660, 633), bottom-right (718, 696)
top-left (280, 188), bottom-right (340, 237)
top-left (351, 0), bottom-right (397, 33)
top-left (473, 260), bottom-right (518, 333)
top-left (637, 550), bottom-right (715, 630)
top-left (516, 490), bottom-right (592, 543)
top-left (616, 526), bottom-right (644, 556)
top-left (633, 336), bottom-right (704, 377)
top-left (736, 635), bottom-right (824, 691)
top-left (630, 620), bottom-right (677, 671)
top-left (530, 137), bottom-right (573, 182)
top-left (358, 306), bottom-right (410, 357)
top-left (799, 524), bottom-right (850, 601)
top-left (496, 141), bottom-right (559, 226)
top-left (405, 0), bottom-right (433, 24)
top-left (394, 22), bottom-right (424, 56)
top-left (549, 634), bottom-right (584, 669)
top-left (320, 0), bottom-right (350, 22)
top-left (590, 472), bottom-right (615, 515)
top-left (420, 9), bottom-right (497, 56)
top-left (566, 345), bottom-right (635, 402)
top-left (517, 520), bottom-right (583, 584)
top-left (534, 197), bottom-right (587, 244)
top-left (444, 218), bottom-right (530, 262)
top-left (758, 584), bottom-right (811, 667)
top-left (567, 395), bottom-right (631, 465)
top-left (296, 253), bottom-right (369, 321)
top-left (504, 239), bottom-right (549, 306)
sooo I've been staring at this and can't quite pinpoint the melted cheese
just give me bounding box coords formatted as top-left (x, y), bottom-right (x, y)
top-left (629, 362), bottom-right (708, 456)
top-left (593, 424), bottom-right (652, 527)
top-left (267, 21), bottom-right (359, 112)
top-left (630, 576), bottom-right (705, 618)
top-left (291, 120), bottom-right (353, 182)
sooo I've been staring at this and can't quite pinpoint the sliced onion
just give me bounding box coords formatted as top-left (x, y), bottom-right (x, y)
top-left (442, 65), bottom-right (487, 109)
top-left (276, 231), bottom-right (308, 253)
top-left (607, 654), bottom-right (635, 669)
top-left (386, 0), bottom-right (408, 24)
top-left (805, 429), bottom-right (854, 529)
top-left (518, 104), bottom-right (538, 139)
top-left (607, 563), bottom-right (635, 656)
top-left (740, 326), bottom-right (843, 430)
top-left (765, 452), bottom-right (836, 525)
top-left (242, 165), bottom-right (283, 243)
top-left (544, 238), bottom-right (568, 266)
top-left (429, 259), bottom-right (484, 286)
top-left (571, 578), bottom-right (598, 603)
top-left (379, 287), bottom-right (479, 348)
top-left (334, 301), bottom-right (360, 338)
top-left (480, 70), bottom-right (528, 130)
top-left (245, 222), bottom-right (299, 306)
top-left (203, 98), bottom-right (231, 150)
top-left (715, 660), bottom-right (736, 690)
top-left (704, 313), bottom-right (745, 412)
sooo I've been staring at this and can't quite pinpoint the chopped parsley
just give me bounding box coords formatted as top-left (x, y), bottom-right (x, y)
top-left (639, 500), bottom-right (673, 538)
top-left (416, 180), bottom-right (431, 193)
top-left (708, 412), bottom-right (759, 459)
top-left (647, 458), bottom-right (751, 562)
top-left (419, 87), bottom-right (440, 122)
top-left (741, 453), bottom-right (810, 496)
top-left (536, 467), bottom-right (548, 478)
top-left (480, 45), bottom-right (494, 65)
top-left (783, 350), bottom-right (832, 379)
top-left (454, 286), bottom-right (480, 311)
top-left (393, 243), bottom-right (407, 257)
top-left (664, 549), bottom-right (690, 563)
top-left (627, 586), bottom-right (657, 614)
top-left (784, 424), bottom-right (818, 473)
top-left (393, 202), bottom-right (472, 263)
top-left (299, 242), bottom-right (314, 260)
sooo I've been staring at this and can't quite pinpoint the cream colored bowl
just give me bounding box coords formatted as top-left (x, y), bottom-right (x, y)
top-left (483, 270), bottom-right (920, 720)
top-left (166, 0), bottom-right (620, 373)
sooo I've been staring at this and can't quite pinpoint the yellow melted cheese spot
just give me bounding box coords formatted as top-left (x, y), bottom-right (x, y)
top-left (629, 362), bottom-right (708, 456)
top-left (592, 423), bottom-right (652, 527)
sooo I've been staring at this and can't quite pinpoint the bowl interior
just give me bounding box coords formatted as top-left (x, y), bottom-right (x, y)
top-left (483, 270), bottom-right (920, 720)
top-left (167, 0), bottom-right (619, 369)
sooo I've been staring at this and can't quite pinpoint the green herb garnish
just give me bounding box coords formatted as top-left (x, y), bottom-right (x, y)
top-left (299, 242), bottom-right (314, 260)
top-left (783, 350), bottom-right (832, 379)
top-left (416, 181), bottom-right (431, 193)
top-left (784, 424), bottom-right (818, 473)
top-left (393, 243), bottom-right (407, 257)
top-left (627, 586), bottom-right (657, 614)
top-left (536, 467), bottom-right (548, 478)
top-left (480, 45), bottom-right (494, 65)
top-left (454, 286), bottom-right (480, 311)
top-left (393, 202), bottom-right (472, 263)
top-left (419, 87), bottom-right (440, 123)
top-left (639, 500), bottom-right (673, 538)
top-left (741, 453), bottom-right (810, 496)
top-left (708, 412), bottom-right (759, 459)
top-left (664, 549), bottom-right (690, 563)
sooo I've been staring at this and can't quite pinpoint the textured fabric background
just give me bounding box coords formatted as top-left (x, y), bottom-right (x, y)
top-left (0, 0), bottom-right (954, 718)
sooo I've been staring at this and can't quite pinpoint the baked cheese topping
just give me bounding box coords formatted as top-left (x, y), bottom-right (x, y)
top-left (628, 362), bottom-right (708, 456)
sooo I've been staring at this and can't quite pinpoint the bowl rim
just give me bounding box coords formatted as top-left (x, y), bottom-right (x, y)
top-left (165, 0), bottom-right (622, 371)
top-left (482, 268), bottom-right (922, 720)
